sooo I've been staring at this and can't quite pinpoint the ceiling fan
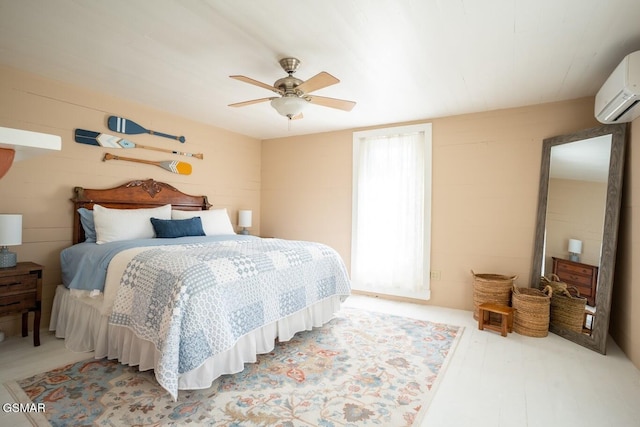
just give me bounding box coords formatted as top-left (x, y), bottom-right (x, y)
top-left (228, 57), bottom-right (356, 119)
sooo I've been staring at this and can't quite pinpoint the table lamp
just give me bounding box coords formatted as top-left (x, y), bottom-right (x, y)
top-left (568, 238), bottom-right (582, 262)
top-left (0, 214), bottom-right (22, 268)
top-left (238, 210), bottom-right (252, 235)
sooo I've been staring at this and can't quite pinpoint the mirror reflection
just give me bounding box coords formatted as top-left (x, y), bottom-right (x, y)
top-left (542, 135), bottom-right (611, 324)
top-left (531, 124), bottom-right (626, 354)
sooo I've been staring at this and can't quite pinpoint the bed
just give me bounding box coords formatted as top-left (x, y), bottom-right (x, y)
top-left (49, 179), bottom-right (351, 400)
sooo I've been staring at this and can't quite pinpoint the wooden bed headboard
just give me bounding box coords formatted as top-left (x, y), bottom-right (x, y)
top-left (71, 179), bottom-right (211, 244)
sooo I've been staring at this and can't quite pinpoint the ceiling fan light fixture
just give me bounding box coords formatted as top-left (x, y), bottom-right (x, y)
top-left (270, 96), bottom-right (308, 118)
top-left (230, 58), bottom-right (355, 119)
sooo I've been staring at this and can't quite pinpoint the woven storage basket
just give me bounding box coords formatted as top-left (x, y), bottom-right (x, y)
top-left (512, 285), bottom-right (552, 337)
top-left (541, 275), bottom-right (586, 333)
top-left (540, 274), bottom-right (574, 295)
top-left (471, 270), bottom-right (517, 321)
top-left (550, 293), bottom-right (587, 333)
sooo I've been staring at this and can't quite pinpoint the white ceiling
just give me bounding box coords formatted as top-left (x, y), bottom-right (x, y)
top-left (1, 0), bottom-right (640, 140)
top-left (550, 135), bottom-right (612, 182)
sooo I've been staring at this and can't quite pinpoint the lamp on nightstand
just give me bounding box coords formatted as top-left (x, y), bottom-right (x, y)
top-left (568, 238), bottom-right (582, 263)
top-left (0, 214), bottom-right (22, 268)
top-left (238, 210), bottom-right (252, 235)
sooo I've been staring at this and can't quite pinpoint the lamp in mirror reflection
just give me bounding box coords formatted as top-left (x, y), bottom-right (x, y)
top-left (0, 214), bottom-right (22, 268)
top-left (238, 210), bottom-right (252, 235)
top-left (568, 238), bottom-right (582, 262)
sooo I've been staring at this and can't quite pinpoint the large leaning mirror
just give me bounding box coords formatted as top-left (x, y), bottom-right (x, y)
top-left (530, 123), bottom-right (627, 354)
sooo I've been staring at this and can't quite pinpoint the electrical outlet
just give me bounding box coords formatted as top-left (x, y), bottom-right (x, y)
top-left (430, 271), bottom-right (441, 280)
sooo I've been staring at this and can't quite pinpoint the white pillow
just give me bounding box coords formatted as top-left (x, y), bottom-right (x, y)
top-left (172, 208), bottom-right (235, 235)
top-left (93, 204), bottom-right (171, 244)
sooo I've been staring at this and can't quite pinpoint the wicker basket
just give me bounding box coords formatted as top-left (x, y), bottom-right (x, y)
top-left (471, 270), bottom-right (517, 321)
top-left (540, 274), bottom-right (576, 296)
top-left (540, 274), bottom-right (587, 333)
top-left (541, 275), bottom-right (587, 333)
top-left (512, 285), bottom-right (552, 337)
top-left (550, 293), bottom-right (587, 333)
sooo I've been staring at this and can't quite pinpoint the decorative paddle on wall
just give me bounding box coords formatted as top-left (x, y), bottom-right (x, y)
top-left (103, 153), bottom-right (192, 175)
top-left (75, 129), bottom-right (203, 159)
top-left (108, 116), bottom-right (186, 143)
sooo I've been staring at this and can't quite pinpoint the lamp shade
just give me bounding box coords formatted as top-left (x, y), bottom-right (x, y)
top-left (270, 96), bottom-right (308, 118)
top-left (0, 214), bottom-right (22, 246)
top-left (568, 238), bottom-right (582, 254)
top-left (238, 210), bottom-right (252, 228)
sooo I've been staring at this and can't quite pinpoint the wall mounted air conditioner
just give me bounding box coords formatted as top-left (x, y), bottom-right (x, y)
top-left (595, 50), bottom-right (640, 124)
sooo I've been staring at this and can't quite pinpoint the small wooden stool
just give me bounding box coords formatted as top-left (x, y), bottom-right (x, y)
top-left (478, 303), bottom-right (514, 337)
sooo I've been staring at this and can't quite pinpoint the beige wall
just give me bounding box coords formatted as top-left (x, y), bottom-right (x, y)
top-left (611, 117), bottom-right (639, 369)
top-left (0, 66), bottom-right (261, 336)
top-left (545, 178), bottom-right (607, 271)
top-left (261, 101), bottom-right (640, 370)
top-left (3, 64), bottom-right (637, 370)
top-left (262, 98), bottom-right (600, 310)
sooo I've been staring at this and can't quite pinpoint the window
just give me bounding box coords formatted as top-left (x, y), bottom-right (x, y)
top-left (351, 123), bottom-right (432, 300)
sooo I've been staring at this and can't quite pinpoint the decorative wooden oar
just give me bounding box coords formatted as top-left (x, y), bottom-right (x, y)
top-left (103, 153), bottom-right (192, 175)
top-left (75, 129), bottom-right (203, 159)
top-left (108, 116), bottom-right (186, 143)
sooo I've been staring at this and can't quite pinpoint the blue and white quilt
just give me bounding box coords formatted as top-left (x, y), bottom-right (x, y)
top-left (108, 238), bottom-right (351, 399)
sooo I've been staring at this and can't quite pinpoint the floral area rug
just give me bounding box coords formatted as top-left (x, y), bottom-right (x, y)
top-left (6, 307), bottom-right (463, 426)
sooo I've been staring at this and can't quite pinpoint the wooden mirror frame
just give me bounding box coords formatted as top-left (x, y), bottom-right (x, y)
top-left (530, 123), bottom-right (627, 354)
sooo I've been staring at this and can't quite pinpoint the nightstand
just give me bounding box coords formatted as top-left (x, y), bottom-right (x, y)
top-left (0, 262), bottom-right (43, 346)
top-left (552, 257), bottom-right (598, 306)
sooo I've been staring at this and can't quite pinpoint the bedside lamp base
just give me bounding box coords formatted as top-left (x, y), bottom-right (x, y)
top-left (0, 246), bottom-right (16, 268)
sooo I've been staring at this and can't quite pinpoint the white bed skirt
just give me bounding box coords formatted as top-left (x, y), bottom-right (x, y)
top-left (50, 284), bottom-right (345, 391)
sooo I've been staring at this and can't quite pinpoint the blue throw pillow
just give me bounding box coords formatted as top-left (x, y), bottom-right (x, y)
top-left (150, 217), bottom-right (206, 238)
top-left (77, 208), bottom-right (96, 243)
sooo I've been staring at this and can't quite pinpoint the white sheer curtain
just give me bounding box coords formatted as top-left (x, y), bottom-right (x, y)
top-left (351, 124), bottom-right (432, 300)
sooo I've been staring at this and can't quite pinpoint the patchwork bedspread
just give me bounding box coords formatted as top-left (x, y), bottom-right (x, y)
top-left (108, 238), bottom-right (351, 399)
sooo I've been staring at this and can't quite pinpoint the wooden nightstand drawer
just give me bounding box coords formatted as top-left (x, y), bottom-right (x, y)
top-left (555, 262), bottom-right (593, 277)
top-left (0, 292), bottom-right (36, 314)
top-left (0, 262), bottom-right (44, 346)
top-left (0, 274), bottom-right (37, 294)
top-left (552, 257), bottom-right (598, 306)
top-left (571, 282), bottom-right (593, 297)
top-left (557, 271), bottom-right (593, 288)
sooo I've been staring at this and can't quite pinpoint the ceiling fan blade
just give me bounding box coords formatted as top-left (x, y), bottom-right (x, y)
top-left (228, 97), bottom-right (274, 107)
top-left (307, 95), bottom-right (356, 112)
top-left (296, 72), bottom-right (339, 94)
top-left (230, 75), bottom-right (283, 95)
